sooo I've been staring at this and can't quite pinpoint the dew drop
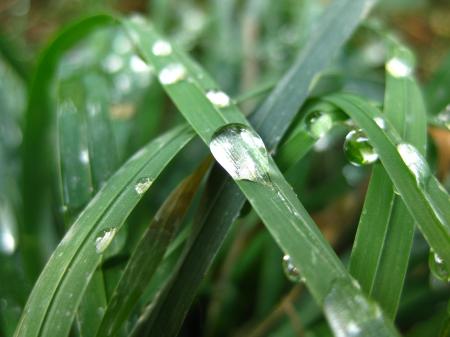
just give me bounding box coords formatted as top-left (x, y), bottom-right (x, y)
top-left (79, 149), bottom-right (89, 165)
top-left (134, 177), bottom-right (152, 195)
top-left (130, 55), bottom-right (152, 73)
top-left (305, 111), bottom-right (334, 139)
top-left (206, 90), bottom-right (231, 108)
top-left (429, 250), bottom-right (450, 282)
top-left (385, 57), bottom-right (412, 78)
top-left (343, 130), bottom-right (379, 166)
top-left (436, 104), bottom-right (450, 130)
top-left (95, 228), bottom-right (117, 254)
top-left (0, 200), bottom-right (17, 255)
top-left (158, 63), bottom-right (187, 85)
top-left (209, 123), bottom-right (271, 184)
top-left (373, 117), bottom-right (386, 130)
top-left (282, 254), bottom-right (303, 283)
top-left (397, 143), bottom-right (430, 186)
top-left (151, 39), bottom-right (173, 56)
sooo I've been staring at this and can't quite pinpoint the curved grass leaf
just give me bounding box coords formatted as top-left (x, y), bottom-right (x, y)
top-left (20, 14), bottom-right (118, 280)
top-left (123, 14), bottom-right (399, 337)
top-left (325, 94), bottom-right (450, 269)
top-left (14, 124), bottom-right (194, 337)
top-left (96, 159), bottom-right (210, 337)
top-left (122, 0), bottom-right (381, 335)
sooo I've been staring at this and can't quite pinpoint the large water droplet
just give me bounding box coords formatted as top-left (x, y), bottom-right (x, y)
top-left (324, 278), bottom-right (389, 337)
top-left (206, 90), bottom-right (231, 108)
top-left (158, 63), bottom-right (187, 85)
top-left (209, 123), bottom-right (271, 184)
top-left (305, 111), bottom-right (334, 139)
top-left (397, 143), bottom-right (430, 186)
top-left (151, 39), bottom-right (173, 56)
top-left (386, 56), bottom-right (413, 78)
top-left (282, 254), bottom-right (303, 283)
top-left (130, 55), bottom-right (152, 74)
top-left (344, 130), bottom-right (378, 166)
top-left (429, 250), bottom-right (450, 282)
top-left (95, 228), bottom-right (117, 253)
top-left (134, 177), bottom-right (152, 195)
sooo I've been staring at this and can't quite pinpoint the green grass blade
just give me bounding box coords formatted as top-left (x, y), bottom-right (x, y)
top-left (96, 159), bottom-right (209, 337)
top-left (325, 93), bottom-right (450, 269)
top-left (57, 80), bottom-right (93, 215)
top-left (13, 124), bottom-right (194, 337)
top-left (349, 43), bottom-right (427, 318)
top-left (123, 16), bottom-right (399, 337)
top-left (20, 14), bottom-right (117, 280)
top-left (371, 44), bottom-right (427, 317)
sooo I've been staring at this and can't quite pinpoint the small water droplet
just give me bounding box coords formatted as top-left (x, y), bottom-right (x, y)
top-left (152, 39), bottom-right (173, 56)
top-left (95, 228), bottom-right (117, 254)
top-left (134, 177), bottom-right (152, 195)
top-left (386, 56), bottom-right (412, 78)
top-left (103, 54), bottom-right (124, 73)
top-left (397, 143), bottom-right (430, 186)
top-left (282, 254), bottom-right (303, 283)
top-left (305, 111), bottom-right (334, 138)
top-left (344, 130), bottom-right (378, 166)
top-left (209, 123), bottom-right (271, 184)
top-left (435, 104), bottom-right (450, 130)
top-left (429, 250), bottom-right (450, 282)
top-left (0, 200), bottom-right (17, 255)
top-left (374, 117), bottom-right (387, 129)
top-left (206, 90), bottom-right (231, 108)
top-left (130, 55), bottom-right (152, 73)
top-left (158, 63), bottom-right (187, 85)
top-left (79, 149), bottom-right (89, 165)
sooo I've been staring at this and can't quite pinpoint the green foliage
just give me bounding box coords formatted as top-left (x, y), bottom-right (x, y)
top-left (0, 1), bottom-right (449, 337)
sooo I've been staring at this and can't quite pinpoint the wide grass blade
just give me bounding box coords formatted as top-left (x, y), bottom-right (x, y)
top-left (95, 159), bottom-right (209, 337)
top-left (124, 14), bottom-right (399, 337)
top-left (325, 93), bottom-right (450, 269)
top-left (14, 124), bottom-right (194, 337)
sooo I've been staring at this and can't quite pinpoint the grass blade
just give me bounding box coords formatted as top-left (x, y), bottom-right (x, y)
top-left (96, 159), bottom-right (209, 337)
top-left (325, 93), bottom-right (450, 269)
top-left (14, 124), bottom-right (194, 337)
top-left (349, 42), bottom-right (427, 318)
top-left (20, 14), bottom-right (117, 280)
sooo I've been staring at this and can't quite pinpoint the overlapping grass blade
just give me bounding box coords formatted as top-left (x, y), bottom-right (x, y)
top-left (20, 14), bottom-right (117, 280)
top-left (325, 93), bottom-right (450, 269)
top-left (122, 0), bottom-right (381, 335)
top-left (349, 43), bottom-right (427, 318)
top-left (124, 14), bottom-right (399, 337)
top-left (14, 124), bottom-right (195, 337)
top-left (96, 159), bottom-right (210, 337)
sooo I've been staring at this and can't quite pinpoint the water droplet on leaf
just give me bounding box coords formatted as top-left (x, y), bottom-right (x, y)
top-left (209, 123), bottom-right (271, 184)
top-left (397, 143), bottom-right (430, 186)
top-left (386, 56), bottom-right (413, 78)
top-left (134, 177), bottom-right (152, 195)
top-left (344, 130), bottom-right (378, 166)
top-left (206, 90), bottom-right (231, 108)
top-left (95, 228), bottom-right (117, 253)
top-left (282, 254), bottom-right (303, 283)
top-left (305, 111), bottom-right (334, 138)
top-left (429, 250), bottom-right (450, 282)
top-left (374, 117), bottom-right (387, 129)
top-left (158, 63), bottom-right (187, 85)
top-left (152, 39), bottom-right (172, 56)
